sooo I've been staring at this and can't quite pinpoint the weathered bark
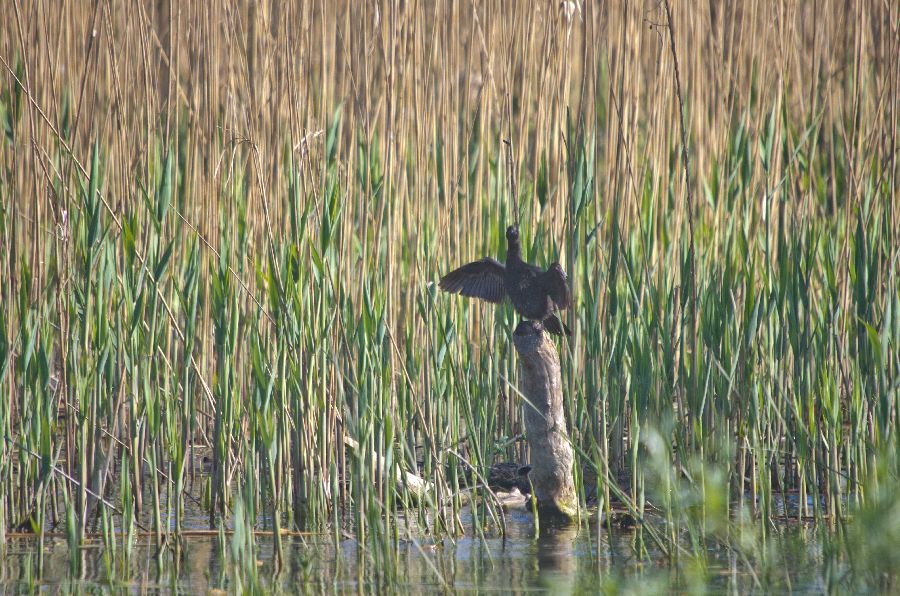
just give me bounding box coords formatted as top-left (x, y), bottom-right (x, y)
top-left (513, 320), bottom-right (577, 519)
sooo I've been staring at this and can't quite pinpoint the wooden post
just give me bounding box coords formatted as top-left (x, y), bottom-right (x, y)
top-left (513, 320), bottom-right (577, 519)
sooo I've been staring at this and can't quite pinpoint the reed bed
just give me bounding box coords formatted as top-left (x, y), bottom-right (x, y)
top-left (1, 0), bottom-right (898, 589)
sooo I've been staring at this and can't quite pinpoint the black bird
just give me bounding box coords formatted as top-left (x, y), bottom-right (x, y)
top-left (439, 225), bottom-right (572, 336)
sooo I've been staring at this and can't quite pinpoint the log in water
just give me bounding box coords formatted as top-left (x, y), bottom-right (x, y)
top-left (512, 320), bottom-right (577, 520)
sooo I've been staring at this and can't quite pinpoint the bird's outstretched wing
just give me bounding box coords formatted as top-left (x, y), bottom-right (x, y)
top-left (543, 313), bottom-right (572, 336)
top-left (541, 262), bottom-right (572, 309)
top-left (439, 257), bottom-right (506, 304)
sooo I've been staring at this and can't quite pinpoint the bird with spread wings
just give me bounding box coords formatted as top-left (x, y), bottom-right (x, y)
top-left (439, 225), bottom-right (571, 336)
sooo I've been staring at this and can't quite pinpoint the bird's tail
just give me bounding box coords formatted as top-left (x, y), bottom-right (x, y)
top-left (543, 314), bottom-right (572, 336)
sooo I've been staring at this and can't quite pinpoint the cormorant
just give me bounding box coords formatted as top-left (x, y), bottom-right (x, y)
top-left (439, 225), bottom-right (572, 336)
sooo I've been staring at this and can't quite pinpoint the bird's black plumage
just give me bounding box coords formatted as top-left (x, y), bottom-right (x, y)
top-left (439, 225), bottom-right (572, 336)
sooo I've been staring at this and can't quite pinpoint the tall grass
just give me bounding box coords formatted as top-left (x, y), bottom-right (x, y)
top-left (0, 0), bottom-right (898, 588)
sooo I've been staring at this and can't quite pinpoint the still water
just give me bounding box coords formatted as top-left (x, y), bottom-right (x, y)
top-left (1, 505), bottom-right (840, 593)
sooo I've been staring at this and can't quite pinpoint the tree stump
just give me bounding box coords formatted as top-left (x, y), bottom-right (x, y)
top-left (513, 320), bottom-right (577, 520)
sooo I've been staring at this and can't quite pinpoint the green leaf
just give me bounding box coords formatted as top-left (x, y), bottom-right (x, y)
top-left (862, 319), bottom-right (883, 369)
top-left (325, 104), bottom-right (343, 164)
top-left (157, 149), bottom-right (174, 224)
top-left (154, 240), bottom-right (174, 281)
top-left (536, 152), bottom-right (548, 211)
top-left (87, 142), bottom-right (102, 246)
top-left (310, 244), bottom-right (325, 279)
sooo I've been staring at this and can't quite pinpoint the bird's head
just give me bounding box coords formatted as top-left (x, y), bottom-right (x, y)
top-left (506, 225), bottom-right (520, 242)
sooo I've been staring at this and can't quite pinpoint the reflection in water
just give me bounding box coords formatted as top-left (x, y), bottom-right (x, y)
top-left (535, 520), bottom-right (579, 594)
top-left (0, 507), bottom-right (868, 593)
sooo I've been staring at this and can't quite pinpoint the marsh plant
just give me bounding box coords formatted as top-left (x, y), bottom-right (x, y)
top-left (0, 0), bottom-right (897, 591)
